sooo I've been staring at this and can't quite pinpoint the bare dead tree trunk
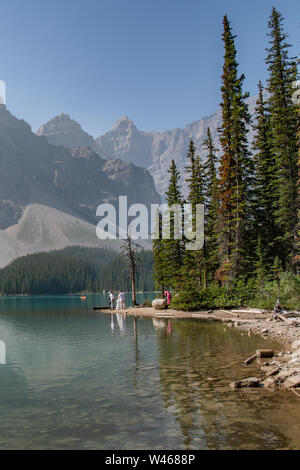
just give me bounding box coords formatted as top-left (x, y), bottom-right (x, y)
top-left (121, 234), bottom-right (141, 307)
top-left (131, 265), bottom-right (136, 306)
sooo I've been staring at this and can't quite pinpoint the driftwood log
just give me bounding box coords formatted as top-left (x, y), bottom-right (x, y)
top-left (244, 354), bottom-right (257, 365)
top-left (277, 314), bottom-right (300, 326)
top-left (256, 349), bottom-right (274, 358)
top-left (244, 349), bottom-right (274, 365)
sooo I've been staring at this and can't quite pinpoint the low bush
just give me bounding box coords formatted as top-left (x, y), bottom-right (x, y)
top-left (170, 273), bottom-right (300, 311)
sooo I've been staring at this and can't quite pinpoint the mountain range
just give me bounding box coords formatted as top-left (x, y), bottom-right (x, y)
top-left (0, 105), bottom-right (160, 267)
top-left (0, 95), bottom-right (259, 268)
top-left (37, 94), bottom-right (259, 197)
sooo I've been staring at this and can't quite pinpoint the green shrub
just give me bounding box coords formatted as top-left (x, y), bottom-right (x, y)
top-left (170, 274), bottom-right (300, 311)
top-left (250, 272), bottom-right (300, 310)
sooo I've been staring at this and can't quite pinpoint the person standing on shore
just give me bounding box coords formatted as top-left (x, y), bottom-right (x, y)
top-left (164, 290), bottom-right (172, 307)
top-left (109, 291), bottom-right (115, 310)
top-left (116, 291), bottom-right (121, 310)
top-left (118, 291), bottom-right (126, 310)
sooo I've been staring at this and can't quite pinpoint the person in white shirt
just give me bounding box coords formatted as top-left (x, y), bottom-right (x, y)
top-left (109, 291), bottom-right (115, 310)
top-left (118, 291), bottom-right (126, 310)
top-left (116, 291), bottom-right (121, 310)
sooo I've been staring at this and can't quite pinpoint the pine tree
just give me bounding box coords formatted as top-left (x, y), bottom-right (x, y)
top-left (152, 210), bottom-right (167, 295)
top-left (185, 140), bottom-right (205, 213)
top-left (294, 61), bottom-right (300, 274)
top-left (164, 160), bottom-right (185, 289)
top-left (266, 7), bottom-right (299, 269)
top-left (182, 141), bottom-right (206, 290)
top-left (203, 128), bottom-right (219, 282)
top-left (217, 15), bottom-right (252, 285)
top-left (252, 81), bottom-right (279, 271)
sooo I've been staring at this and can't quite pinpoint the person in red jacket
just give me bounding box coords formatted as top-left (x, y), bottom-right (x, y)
top-left (164, 290), bottom-right (172, 307)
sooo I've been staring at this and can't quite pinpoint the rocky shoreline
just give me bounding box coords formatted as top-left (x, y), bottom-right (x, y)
top-left (98, 305), bottom-right (300, 393)
top-left (225, 312), bottom-right (300, 393)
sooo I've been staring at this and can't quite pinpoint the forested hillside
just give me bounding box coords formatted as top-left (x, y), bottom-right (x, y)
top-left (153, 8), bottom-right (300, 311)
top-left (0, 246), bottom-right (154, 295)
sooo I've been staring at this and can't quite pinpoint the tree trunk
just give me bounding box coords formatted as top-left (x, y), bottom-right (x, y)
top-left (132, 269), bottom-right (137, 306)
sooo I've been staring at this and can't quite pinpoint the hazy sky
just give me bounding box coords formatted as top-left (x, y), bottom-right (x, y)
top-left (1, 0), bottom-right (299, 137)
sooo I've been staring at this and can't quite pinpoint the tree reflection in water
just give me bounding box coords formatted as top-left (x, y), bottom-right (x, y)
top-left (154, 318), bottom-right (299, 450)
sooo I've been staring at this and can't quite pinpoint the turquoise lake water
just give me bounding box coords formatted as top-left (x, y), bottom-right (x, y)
top-left (0, 293), bottom-right (300, 450)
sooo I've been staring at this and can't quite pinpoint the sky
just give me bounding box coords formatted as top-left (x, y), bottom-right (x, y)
top-left (1, 0), bottom-right (299, 137)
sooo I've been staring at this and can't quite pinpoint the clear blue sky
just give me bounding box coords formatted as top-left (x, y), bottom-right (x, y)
top-left (1, 0), bottom-right (299, 137)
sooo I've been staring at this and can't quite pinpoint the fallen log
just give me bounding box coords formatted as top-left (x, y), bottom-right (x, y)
top-left (283, 374), bottom-right (300, 389)
top-left (156, 312), bottom-right (174, 317)
top-left (277, 314), bottom-right (299, 326)
top-left (277, 313), bottom-right (291, 323)
top-left (244, 353), bottom-right (257, 365)
top-left (155, 314), bottom-right (174, 319)
top-left (227, 311), bottom-right (240, 317)
top-left (267, 367), bottom-right (281, 377)
top-left (256, 349), bottom-right (274, 358)
top-left (231, 309), bottom-right (265, 315)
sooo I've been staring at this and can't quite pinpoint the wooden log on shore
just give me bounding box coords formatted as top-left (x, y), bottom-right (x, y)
top-left (244, 353), bottom-right (257, 365)
top-left (225, 311), bottom-right (240, 317)
top-left (231, 309), bottom-right (265, 315)
top-left (93, 306), bottom-right (109, 310)
top-left (277, 314), bottom-right (290, 323)
top-left (277, 314), bottom-right (299, 326)
top-left (156, 312), bottom-right (174, 316)
top-left (256, 349), bottom-right (274, 358)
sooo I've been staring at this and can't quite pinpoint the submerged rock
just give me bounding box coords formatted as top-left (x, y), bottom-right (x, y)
top-left (230, 377), bottom-right (260, 390)
top-left (261, 377), bottom-right (276, 389)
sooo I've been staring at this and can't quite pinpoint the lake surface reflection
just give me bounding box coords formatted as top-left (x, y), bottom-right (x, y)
top-left (0, 294), bottom-right (299, 450)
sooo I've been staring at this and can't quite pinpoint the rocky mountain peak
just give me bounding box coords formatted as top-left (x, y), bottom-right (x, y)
top-left (37, 113), bottom-right (84, 134)
top-left (37, 113), bottom-right (97, 150)
top-left (112, 115), bottom-right (136, 131)
top-left (58, 112), bottom-right (71, 120)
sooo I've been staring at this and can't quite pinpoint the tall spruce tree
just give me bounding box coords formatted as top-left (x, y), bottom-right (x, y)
top-left (297, 76), bottom-right (300, 274)
top-left (252, 81), bottom-right (279, 272)
top-left (294, 61), bottom-right (300, 274)
top-left (185, 140), bottom-right (205, 211)
top-left (266, 7), bottom-right (299, 269)
top-left (164, 160), bottom-right (185, 289)
top-left (152, 210), bottom-right (167, 295)
top-left (217, 15), bottom-right (252, 285)
top-left (203, 128), bottom-right (219, 282)
top-left (182, 140), bottom-right (206, 290)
